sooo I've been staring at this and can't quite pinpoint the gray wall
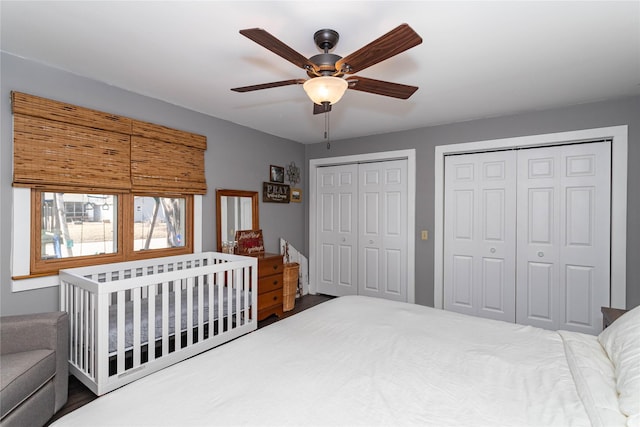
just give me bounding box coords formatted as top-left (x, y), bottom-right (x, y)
top-left (1, 52), bottom-right (305, 316)
top-left (3, 51), bottom-right (638, 315)
top-left (305, 96), bottom-right (640, 309)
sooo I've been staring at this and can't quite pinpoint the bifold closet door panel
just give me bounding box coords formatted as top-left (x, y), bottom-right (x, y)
top-left (443, 151), bottom-right (517, 322)
top-left (315, 164), bottom-right (359, 297)
top-left (357, 160), bottom-right (408, 302)
top-left (516, 142), bottom-right (611, 334)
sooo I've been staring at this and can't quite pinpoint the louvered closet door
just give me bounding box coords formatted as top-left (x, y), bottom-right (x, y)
top-left (516, 142), bottom-right (611, 334)
top-left (358, 160), bottom-right (408, 302)
top-left (315, 164), bottom-right (358, 296)
top-left (443, 151), bottom-right (517, 322)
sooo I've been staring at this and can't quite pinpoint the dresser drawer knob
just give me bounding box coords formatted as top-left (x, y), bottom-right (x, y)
top-left (273, 295), bottom-right (278, 301)
top-left (273, 265), bottom-right (278, 270)
top-left (273, 280), bottom-right (279, 285)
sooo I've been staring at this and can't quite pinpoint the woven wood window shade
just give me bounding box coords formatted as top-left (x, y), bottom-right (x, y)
top-left (11, 92), bottom-right (207, 194)
top-left (13, 115), bottom-right (132, 191)
top-left (131, 120), bottom-right (207, 195)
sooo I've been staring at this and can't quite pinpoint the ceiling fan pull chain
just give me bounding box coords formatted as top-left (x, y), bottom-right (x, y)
top-left (325, 110), bottom-right (331, 149)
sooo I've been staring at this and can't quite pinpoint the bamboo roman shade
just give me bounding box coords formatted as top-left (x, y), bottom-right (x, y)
top-left (130, 120), bottom-right (207, 194)
top-left (11, 91), bottom-right (207, 194)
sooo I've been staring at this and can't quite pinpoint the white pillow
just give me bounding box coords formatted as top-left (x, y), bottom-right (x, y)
top-left (598, 305), bottom-right (640, 425)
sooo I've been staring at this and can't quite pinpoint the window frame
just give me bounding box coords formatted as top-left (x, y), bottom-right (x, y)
top-left (29, 189), bottom-right (194, 275)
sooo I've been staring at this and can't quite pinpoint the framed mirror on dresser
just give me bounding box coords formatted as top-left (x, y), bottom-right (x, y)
top-left (215, 189), bottom-right (283, 320)
top-left (215, 189), bottom-right (259, 252)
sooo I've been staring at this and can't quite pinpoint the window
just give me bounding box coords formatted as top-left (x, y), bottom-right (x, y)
top-left (12, 91), bottom-right (206, 278)
top-left (31, 191), bottom-right (193, 274)
top-left (39, 192), bottom-right (118, 259)
top-left (132, 196), bottom-right (187, 252)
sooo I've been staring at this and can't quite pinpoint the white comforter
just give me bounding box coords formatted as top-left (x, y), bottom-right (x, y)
top-left (53, 296), bottom-right (626, 426)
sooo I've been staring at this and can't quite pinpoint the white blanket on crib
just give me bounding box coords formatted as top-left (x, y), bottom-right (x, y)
top-left (55, 296), bottom-right (627, 426)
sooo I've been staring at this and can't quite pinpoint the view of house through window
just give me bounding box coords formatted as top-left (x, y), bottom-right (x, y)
top-left (133, 196), bottom-right (186, 251)
top-left (40, 193), bottom-right (187, 261)
top-left (40, 192), bottom-right (117, 259)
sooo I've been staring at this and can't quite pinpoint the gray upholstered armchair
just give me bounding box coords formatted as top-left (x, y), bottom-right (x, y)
top-left (0, 312), bottom-right (69, 427)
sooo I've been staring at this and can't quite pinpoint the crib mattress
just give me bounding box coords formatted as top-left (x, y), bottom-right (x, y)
top-left (107, 286), bottom-right (249, 353)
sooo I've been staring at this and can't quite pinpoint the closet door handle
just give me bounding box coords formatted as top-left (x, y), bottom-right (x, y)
top-left (490, 247), bottom-right (496, 254)
top-left (342, 237), bottom-right (346, 242)
top-left (369, 240), bottom-right (374, 244)
top-left (537, 251), bottom-right (544, 257)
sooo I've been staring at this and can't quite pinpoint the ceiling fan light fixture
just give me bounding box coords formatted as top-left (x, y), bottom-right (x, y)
top-left (303, 76), bottom-right (348, 105)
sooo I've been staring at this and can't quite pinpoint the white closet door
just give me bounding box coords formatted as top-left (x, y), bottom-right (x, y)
top-left (444, 151), bottom-right (517, 322)
top-left (358, 160), bottom-right (408, 302)
top-left (516, 142), bottom-right (611, 334)
top-left (315, 164), bottom-right (358, 296)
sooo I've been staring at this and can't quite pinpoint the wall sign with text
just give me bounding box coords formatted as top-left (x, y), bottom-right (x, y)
top-left (263, 182), bottom-right (290, 203)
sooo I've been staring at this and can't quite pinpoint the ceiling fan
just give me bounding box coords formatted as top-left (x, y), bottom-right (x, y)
top-left (231, 24), bottom-right (423, 114)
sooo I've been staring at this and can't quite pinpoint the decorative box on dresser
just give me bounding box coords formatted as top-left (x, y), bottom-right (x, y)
top-left (253, 252), bottom-right (284, 320)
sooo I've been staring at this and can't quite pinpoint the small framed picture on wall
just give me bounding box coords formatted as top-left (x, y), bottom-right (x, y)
top-left (270, 165), bottom-right (285, 183)
top-left (290, 188), bottom-right (302, 202)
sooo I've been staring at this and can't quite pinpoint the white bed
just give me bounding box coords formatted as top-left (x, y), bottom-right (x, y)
top-left (52, 295), bottom-right (639, 426)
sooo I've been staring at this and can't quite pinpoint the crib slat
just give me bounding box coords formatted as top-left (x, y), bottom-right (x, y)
top-left (186, 277), bottom-right (193, 347)
top-left (217, 271), bottom-right (224, 335)
top-left (244, 266), bottom-right (250, 325)
top-left (207, 274), bottom-right (214, 337)
top-left (116, 290), bottom-right (125, 374)
top-left (80, 290), bottom-right (85, 370)
top-left (79, 289), bottom-right (85, 369)
top-left (174, 280), bottom-right (181, 351)
top-left (83, 290), bottom-right (89, 370)
top-left (96, 293), bottom-right (109, 389)
top-left (89, 292), bottom-right (95, 377)
top-left (66, 284), bottom-right (73, 364)
top-left (235, 268), bottom-right (241, 327)
top-left (162, 282), bottom-right (169, 356)
top-left (132, 287), bottom-right (141, 368)
top-left (74, 286), bottom-right (80, 366)
top-left (197, 276), bottom-right (204, 342)
top-left (148, 283), bottom-right (156, 363)
top-left (227, 269), bottom-right (233, 331)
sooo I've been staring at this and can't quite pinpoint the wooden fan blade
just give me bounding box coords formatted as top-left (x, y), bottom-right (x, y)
top-left (240, 28), bottom-right (319, 74)
top-left (313, 103), bottom-right (332, 115)
top-left (335, 24), bottom-right (422, 74)
top-left (346, 76), bottom-right (418, 99)
top-left (231, 79), bottom-right (306, 92)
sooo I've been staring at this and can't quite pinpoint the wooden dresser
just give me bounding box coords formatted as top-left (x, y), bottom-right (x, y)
top-left (253, 252), bottom-right (284, 321)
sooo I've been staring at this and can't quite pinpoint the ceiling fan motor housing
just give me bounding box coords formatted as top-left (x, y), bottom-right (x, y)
top-left (308, 53), bottom-right (342, 77)
top-left (309, 29), bottom-right (342, 77)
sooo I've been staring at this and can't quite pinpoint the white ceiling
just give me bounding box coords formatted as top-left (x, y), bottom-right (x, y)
top-left (1, 1), bottom-right (639, 144)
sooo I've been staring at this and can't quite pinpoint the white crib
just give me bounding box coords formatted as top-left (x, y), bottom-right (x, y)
top-left (59, 252), bottom-right (257, 395)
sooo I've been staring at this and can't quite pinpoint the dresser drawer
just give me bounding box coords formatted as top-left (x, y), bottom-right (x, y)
top-left (258, 274), bottom-right (282, 294)
top-left (258, 289), bottom-right (282, 310)
top-left (258, 256), bottom-right (283, 277)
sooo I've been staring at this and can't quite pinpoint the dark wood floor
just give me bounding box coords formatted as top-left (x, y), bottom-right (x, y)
top-left (47, 293), bottom-right (334, 425)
